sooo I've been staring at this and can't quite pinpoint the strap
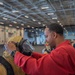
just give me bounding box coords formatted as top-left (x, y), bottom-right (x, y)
top-left (0, 56), bottom-right (14, 75)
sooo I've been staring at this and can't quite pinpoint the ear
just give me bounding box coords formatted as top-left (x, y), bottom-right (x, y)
top-left (52, 32), bottom-right (57, 39)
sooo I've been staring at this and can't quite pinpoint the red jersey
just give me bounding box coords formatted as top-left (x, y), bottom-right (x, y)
top-left (14, 40), bottom-right (75, 75)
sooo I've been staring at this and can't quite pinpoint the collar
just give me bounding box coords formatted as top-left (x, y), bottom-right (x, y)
top-left (56, 40), bottom-right (71, 49)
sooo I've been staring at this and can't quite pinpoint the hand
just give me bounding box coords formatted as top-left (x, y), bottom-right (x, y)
top-left (4, 42), bottom-right (17, 55)
top-left (7, 42), bottom-right (16, 51)
top-left (4, 42), bottom-right (18, 57)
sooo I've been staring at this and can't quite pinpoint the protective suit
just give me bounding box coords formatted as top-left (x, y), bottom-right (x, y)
top-left (0, 51), bottom-right (26, 75)
top-left (0, 36), bottom-right (33, 75)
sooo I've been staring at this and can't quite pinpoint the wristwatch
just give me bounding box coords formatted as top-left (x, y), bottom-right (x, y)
top-left (11, 50), bottom-right (17, 57)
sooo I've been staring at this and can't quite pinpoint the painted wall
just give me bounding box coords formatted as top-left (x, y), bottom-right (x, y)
top-left (65, 35), bottom-right (75, 40)
top-left (64, 32), bottom-right (75, 40)
top-left (0, 26), bottom-right (24, 44)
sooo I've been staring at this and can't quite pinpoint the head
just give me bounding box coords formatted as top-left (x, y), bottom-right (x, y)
top-left (44, 23), bottom-right (64, 48)
top-left (7, 36), bottom-right (34, 56)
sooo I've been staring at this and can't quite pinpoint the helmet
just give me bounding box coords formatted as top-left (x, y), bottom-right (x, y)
top-left (7, 36), bottom-right (34, 56)
top-left (7, 36), bottom-right (22, 43)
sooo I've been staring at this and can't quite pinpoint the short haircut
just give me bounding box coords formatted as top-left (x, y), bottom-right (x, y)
top-left (47, 23), bottom-right (63, 35)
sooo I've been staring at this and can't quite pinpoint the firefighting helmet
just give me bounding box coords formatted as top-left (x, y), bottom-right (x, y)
top-left (7, 36), bottom-right (34, 56)
top-left (7, 36), bottom-right (23, 43)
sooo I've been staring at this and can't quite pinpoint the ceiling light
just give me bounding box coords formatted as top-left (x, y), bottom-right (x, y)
top-left (32, 19), bottom-right (36, 21)
top-left (9, 24), bottom-right (12, 26)
top-left (21, 24), bottom-right (24, 26)
top-left (59, 23), bottom-right (63, 26)
top-left (43, 24), bottom-right (45, 26)
top-left (48, 13), bottom-right (54, 15)
top-left (38, 22), bottom-right (41, 24)
top-left (3, 17), bottom-right (8, 20)
top-left (32, 27), bottom-right (34, 29)
top-left (13, 21), bottom-right (17, 24)
top-left (57, 21), bottom-right (60, 23)
top-left (41, 6), bottom-right (49, 9)
top-left (64, 28), bottom-right (67, 31)
top-left (0, 22), bottom-right (4, 24)
top-left (25, 16), bottom-right (29, 18)
top-left (16, 26), bottom-right (19, 28)
top-left (61, 25), bottom-right (63, 27)
top-left (27, 25), bottom-right (30, 28)
top-left (52, 17), bottom-right (57, 19)
top-left (36, 28), bottom-right (38, 30)
top-left (12, 10), bottom-right (19, 13)
top-left (59, 23), bottom-right (63, 27)
top-left (0, 2), bottom-right (3, 5)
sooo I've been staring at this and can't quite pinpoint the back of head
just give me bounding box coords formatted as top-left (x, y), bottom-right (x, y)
top-left (47, 23), bottom-right (63, 36)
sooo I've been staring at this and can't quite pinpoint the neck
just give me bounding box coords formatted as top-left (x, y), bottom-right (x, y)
top-left (56, 36), bottom-right (65, 47)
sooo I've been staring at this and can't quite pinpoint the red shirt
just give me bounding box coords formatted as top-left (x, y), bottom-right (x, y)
top-left (14, 40), bottom-right (75, 75)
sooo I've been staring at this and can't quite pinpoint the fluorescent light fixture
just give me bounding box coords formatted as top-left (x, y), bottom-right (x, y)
top-left (38, 22), bottom-right (41, 24)
top-left (12, 10), bottom-right (19, 13)
top-left (9, 24), bottom-right (12, 26)
top-left (48, 13), bottom-right (54, 15)
top-left (57, 21), bottom-right (60, 23)
top-left (13, 21), bottom-right (17, 24)
top-left (59, 23), bottom-right (63, 26)
top-left (25, 16), bottom-right (29, 18)
top-left (3, 17), bottom-right (8, 20)
top-left (32, 19), bottom-right (36, 21)
top-left (43, 24), bottom-right (45, 26)
top-left (0, 22), bottom-right (4, 24)
top-left (32, 27), bottom-right (34, 29)
top-left (52, 17), bottom-right (57, 19)
top-left (21, 24), bottom-right (24, 26)
top-left (61, 25), bottom-right (63, 27)
top-left (0, 2), bottom-right (3, 5)
top-left (41, 6), bottom-right (49, 9)
top-left (64, 28), bottom-right (67, 31)
top-left (16, 26), bottom-right (19, 28)
top-left (27, 25), bottom-right (30, 28)
top-left (36, 28), bottom-right (38, 30)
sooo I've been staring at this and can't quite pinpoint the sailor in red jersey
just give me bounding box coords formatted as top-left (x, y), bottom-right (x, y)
top-left (7, 23), bottom-right (75, 75)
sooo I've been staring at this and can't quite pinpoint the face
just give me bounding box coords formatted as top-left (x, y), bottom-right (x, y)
top-left (44, 28), bottom-right (56, 48)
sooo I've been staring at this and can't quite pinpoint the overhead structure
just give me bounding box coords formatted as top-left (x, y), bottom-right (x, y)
top-left (0, 0), bottom-right (75, 32)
